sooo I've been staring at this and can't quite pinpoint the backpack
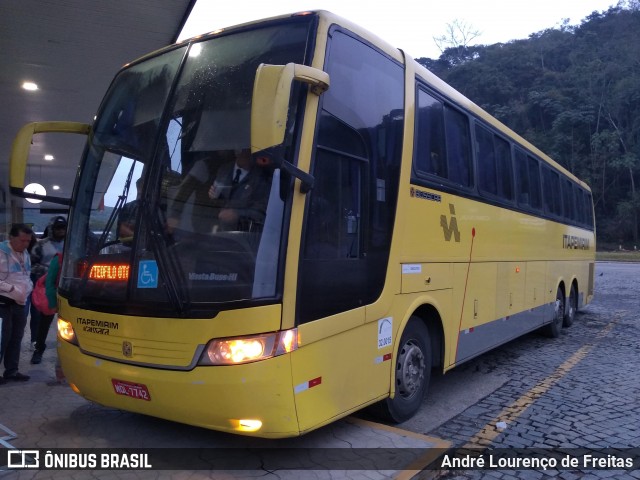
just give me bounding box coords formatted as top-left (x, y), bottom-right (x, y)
top-left (32, 253), bottom-right (61, 316)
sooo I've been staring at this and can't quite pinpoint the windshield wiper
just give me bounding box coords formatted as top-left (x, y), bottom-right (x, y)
top-left (147, 205), bottom-right (190, 316)
top-left (95, 163), bottom-right (136, 251)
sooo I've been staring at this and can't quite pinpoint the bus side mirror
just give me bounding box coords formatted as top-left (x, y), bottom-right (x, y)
top-left (251, 63), bottom-right (329, 154)
top-left (10, 121), bottom-right (90, 204)
top-left (251, 63), bottom-right (329, 194)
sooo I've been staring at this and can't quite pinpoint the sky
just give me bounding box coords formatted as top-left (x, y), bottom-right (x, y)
top-left (178, 0), bottom-right (618, 59)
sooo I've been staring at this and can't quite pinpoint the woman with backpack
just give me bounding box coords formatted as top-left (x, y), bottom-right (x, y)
top-left (30, 216), bottom-right (66, 365)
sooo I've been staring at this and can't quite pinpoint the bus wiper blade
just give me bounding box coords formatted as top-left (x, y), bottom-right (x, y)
top-left (148, 208), bottom-right (190, 315)
top-left (95, 163), bottom-right (137, 251)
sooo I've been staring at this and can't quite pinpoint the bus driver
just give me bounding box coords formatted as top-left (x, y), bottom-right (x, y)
top-left (208, 148), bottom-right (271, 232)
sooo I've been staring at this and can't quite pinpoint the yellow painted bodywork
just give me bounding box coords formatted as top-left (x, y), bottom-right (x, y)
top-left (58, 302), bottom-right (302, 438)
top-left (292, 310), bottom-right (392, 433)
top-left (396, 189), bottom-right (595, 369)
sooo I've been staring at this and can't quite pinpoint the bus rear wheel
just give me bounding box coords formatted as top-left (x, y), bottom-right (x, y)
top-left (543, 286), bottom-right (564, 338)
top-left (563, 284), bottom-right (578, 328)
top-left (373, 318), bottom-right (431, 423)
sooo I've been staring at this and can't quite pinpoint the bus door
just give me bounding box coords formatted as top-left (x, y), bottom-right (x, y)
top-left (293, 143), bottom-right (387, 432)
top-left (288, 28), bottom-right (405, 431)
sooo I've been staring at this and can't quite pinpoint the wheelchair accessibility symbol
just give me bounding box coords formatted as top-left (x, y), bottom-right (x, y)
top-left (137, 260), bottom-right (159, 289)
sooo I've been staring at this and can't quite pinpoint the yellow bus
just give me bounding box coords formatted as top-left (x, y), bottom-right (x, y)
top-left (9, 10), bottom-right (595, 438)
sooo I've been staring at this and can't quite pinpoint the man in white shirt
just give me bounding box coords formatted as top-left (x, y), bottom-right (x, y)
top-left (0, 223), bottom-right (35, 383)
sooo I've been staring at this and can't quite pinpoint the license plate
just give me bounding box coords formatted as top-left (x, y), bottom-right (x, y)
top-left (112, 379), bottom-right (151, 401)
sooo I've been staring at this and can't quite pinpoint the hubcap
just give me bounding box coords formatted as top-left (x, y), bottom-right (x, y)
top-left (396, 340), bottom-right (425, 399)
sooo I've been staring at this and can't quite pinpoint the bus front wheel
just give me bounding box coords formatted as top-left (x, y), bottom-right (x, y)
top-left (375, 318), bottom-right (431, 423)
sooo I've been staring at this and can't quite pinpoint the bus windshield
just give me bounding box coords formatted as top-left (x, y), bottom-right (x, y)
top-left (60, 18), bottom-right (313, 316)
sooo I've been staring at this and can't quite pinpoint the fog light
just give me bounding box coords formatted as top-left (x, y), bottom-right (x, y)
top-left (236, 419), bottom-right (262, 432)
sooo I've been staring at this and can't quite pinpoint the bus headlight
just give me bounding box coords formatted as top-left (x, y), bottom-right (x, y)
top-left (57, 317), bottom-right (78, 345)
top-left (199, 329), bottom-right (298, 365)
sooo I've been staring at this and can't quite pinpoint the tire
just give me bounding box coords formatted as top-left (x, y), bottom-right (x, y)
top-left (543, 286), bottom-right (564, 338)
top-left (372, 318), bottom-right (431, 423)
top-left (563, 284), bottom-right (578, 328)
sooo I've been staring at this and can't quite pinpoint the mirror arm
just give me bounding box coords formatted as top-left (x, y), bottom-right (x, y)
top-left (9, 121), bottom-right (90, 205)
top-left (292, 64), bottom-right (330, 96)
top-left (256, 147), bottom-right (314, 194)
top-left (280, 159), bottom-right (314, 194)
top-left (10, 189), bottom-right (72, 206)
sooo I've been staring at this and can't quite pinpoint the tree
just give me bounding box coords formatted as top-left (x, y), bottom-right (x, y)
top-left (433, 19), bottom-right (482, 52)
top-left (432, 20), bottom-right (482, 66)
top-left (424, 5), bottom-right (640, 245)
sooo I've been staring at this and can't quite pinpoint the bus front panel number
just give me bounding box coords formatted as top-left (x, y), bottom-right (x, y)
top-left (378, 317), bottom-right (393, 349)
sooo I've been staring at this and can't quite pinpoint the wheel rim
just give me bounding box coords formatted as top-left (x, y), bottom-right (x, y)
top-left (396, 340), bottom-right (425, 400)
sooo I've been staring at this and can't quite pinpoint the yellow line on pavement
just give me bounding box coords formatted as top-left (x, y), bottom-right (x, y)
top-left (344, 417), bottom-right (451, 480)
top-left (463, 320), bottom-right (616, 449)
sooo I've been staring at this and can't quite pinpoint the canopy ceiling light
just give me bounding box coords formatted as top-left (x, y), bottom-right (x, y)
top-left (24, 182), bottom-right (46, 204)
top-left (22, 81), bottom-right (38, 91)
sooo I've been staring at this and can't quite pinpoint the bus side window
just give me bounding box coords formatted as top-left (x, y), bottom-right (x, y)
top-left (574, 188), bottom-right (584, 225)
top-left (444, 106), bottom-right (472, 188)
top-left (585, 191), bottom-right (594, 228)
top-left (415, 89), bottom-right (446, 178)
top-left (495, 135), bottom-right (513, 200)
top-left (563, 179), bottom-right (576, 222)
top-left (414, 89), bottom-right (472, 188)
top-left (542, 165), bottom-right (562, 217)
top-left (527, 155), bottom-right (542, 211)
top-left (515, 149), bottom-right (530, 206)
top-left (476, 125), bottom-right (497, 195)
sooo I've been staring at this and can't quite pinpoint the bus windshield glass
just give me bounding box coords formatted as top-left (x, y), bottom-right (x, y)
top-left (60, 18), bottom-right (313, 316)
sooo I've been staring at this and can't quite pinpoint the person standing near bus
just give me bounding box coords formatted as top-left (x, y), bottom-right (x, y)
top-left (39, 252), bottom-right (64, 383)
top-left (30, 216), bottom-right (66, 365)
top-left (0, 223), bottom-right (34, 383)
top-left (26, 230), bottom-right (38, 344)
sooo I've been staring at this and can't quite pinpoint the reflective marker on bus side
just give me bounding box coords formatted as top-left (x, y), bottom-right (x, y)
top-left (294, 377), bottom-right (322, 394)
